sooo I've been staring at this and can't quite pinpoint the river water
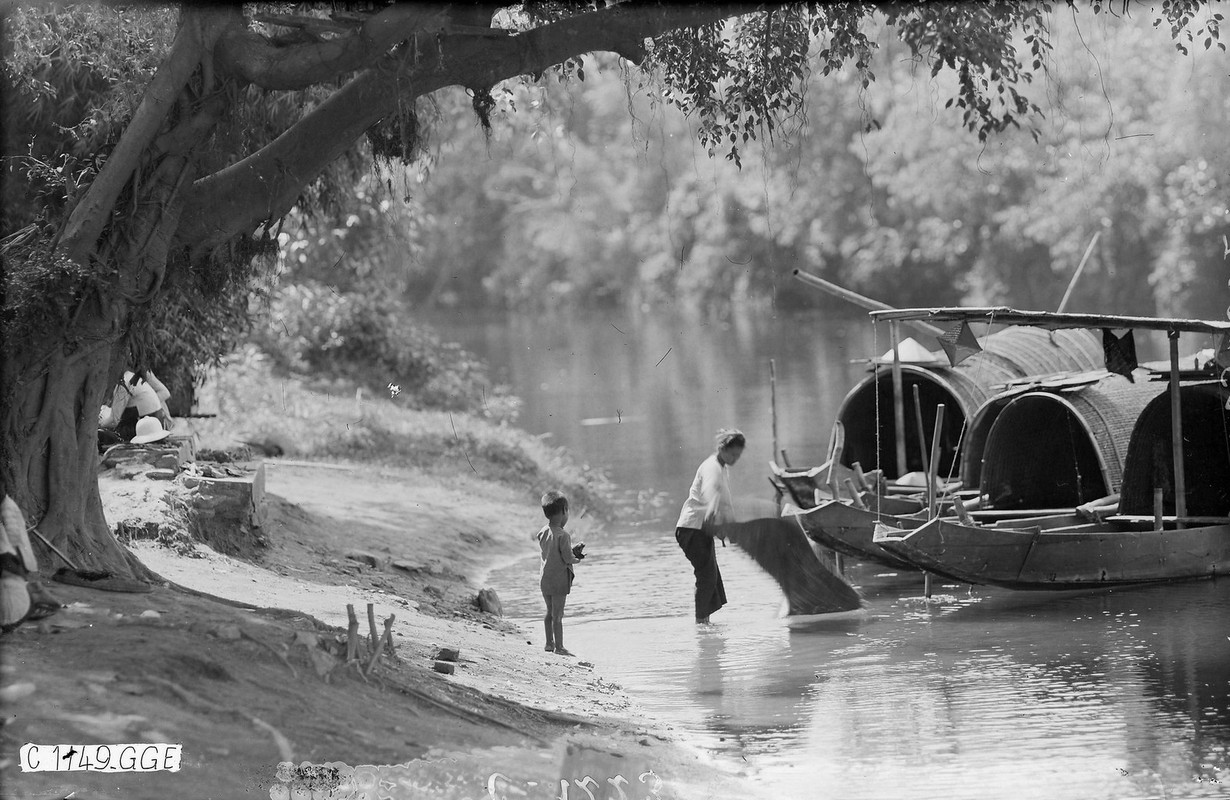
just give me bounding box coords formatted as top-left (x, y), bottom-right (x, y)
top-left (428, 308), bottom-right (1230, 799)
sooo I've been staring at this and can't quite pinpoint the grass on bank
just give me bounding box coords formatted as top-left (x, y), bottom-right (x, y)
top-left (190, 346), bottom-right (614, 516)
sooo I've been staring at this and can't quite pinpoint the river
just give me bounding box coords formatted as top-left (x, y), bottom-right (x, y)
top-left (428, 307), bottom-right (1230, 799)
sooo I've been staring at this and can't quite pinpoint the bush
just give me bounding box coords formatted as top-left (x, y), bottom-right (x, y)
top-left (193, 348), bottom-right (612, 516)
top-left (251, 282), bottom-right (520, 422)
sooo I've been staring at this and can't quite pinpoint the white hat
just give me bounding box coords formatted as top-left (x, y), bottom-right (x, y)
top-left (131, 416), bottom-right (170, 444)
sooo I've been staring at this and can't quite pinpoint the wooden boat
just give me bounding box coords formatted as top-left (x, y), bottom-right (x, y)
top-left (867, 307), bottom-right (1230, 589)
top-left (786, 500), bottom-right (926, 571)
top-left (782, 370), bottom-right (1160, 571)
top-left (875, 510), bottom-right (1230, 589)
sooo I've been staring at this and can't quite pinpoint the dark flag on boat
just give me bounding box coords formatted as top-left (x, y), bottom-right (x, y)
top-left (1102, 328), bottom-right (1138, 382)
top-left (936, 321), bottom-right (982, 367)
top-left (715, 517), bottom-right (863, 615)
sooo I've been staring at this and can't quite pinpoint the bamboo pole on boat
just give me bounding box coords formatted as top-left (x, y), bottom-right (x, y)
top-left (1057, 230), bottom-right (1101, 313)
top-left (923, 400), bottom-right (943, 600)
top-left (927, 404), bottom-right (946, 518)
top-left (770, 359), bottom-right (779, 467)
top-left (792, 269), bottom-right (946, 338)
top-left (912, 383), bottom-right (929, 479)
top-left (890, 321), bottom-right (908, 477)
top-left (1168, 330), bottom-right (1188, 527)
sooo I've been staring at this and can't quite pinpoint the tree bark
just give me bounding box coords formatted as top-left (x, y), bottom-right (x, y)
top-left (3, 327), bottom-right (156, 580)
top-left (3, 7), bottom-right (228, 579)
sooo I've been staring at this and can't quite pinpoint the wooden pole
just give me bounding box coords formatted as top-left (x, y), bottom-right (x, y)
top-left (845, 479), bottom-right (868, 510)
top-left (367, 603), bottom-right (379, 655)
top-left (1168, 330), bottom-right (1188, 527)
top-left (927, 404), bottom-right (946, 518)
top-left (792, 269), bottom-right (946, 338)
top-left (912, 383), bottom-right (929, 479)
top-left (1057, 231), bottom-right (1101, 313)
top-left (364, 615), bottom-right (396, 676)
top-left (770, 359), bottom-right (779, 467)
top-left (890, 321), bottom-right (908, 478)
top-left (824, 420), bottom-right (845, 486)
top-left (345, 604), bottom-right (360, 662)
top-left (852, 462), bottom-right (870, 492)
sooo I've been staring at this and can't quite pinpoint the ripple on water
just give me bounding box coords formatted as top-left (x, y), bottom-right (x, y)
top-left (490, 521), bottom-right (1230, 800)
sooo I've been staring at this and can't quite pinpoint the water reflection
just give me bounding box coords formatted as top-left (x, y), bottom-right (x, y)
top-left (445, 307), bottom-right (1230, 800)
top-left (495, 536), bottom-right (1230, 799)
top-left (424, 308), bottom-right (874, 499)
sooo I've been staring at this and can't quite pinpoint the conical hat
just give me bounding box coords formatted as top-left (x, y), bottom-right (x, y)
top-left (877, 337), bottom-right (939, 364)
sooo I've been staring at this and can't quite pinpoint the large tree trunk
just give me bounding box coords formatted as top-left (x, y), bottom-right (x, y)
top-left (3, 8), bottom-right (223, 580)
top-left (3, 333), bottom-right (156, 581)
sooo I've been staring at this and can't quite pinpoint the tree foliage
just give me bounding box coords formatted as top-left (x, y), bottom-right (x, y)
top-left (339, 3), bottom-right (1228, 319)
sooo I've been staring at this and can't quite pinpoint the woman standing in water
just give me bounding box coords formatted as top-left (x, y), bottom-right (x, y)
top-left (675, 429), bottom-right (745, 623)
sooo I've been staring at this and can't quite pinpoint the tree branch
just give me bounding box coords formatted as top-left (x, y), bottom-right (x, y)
top-left (176, 2), bottom-right (757, 255)
top-left (58, 6), bottom-right (238, 264)
top-left (215, 4), bottom-right (449, 90)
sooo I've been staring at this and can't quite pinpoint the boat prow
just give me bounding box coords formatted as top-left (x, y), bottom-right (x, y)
top-left (791, 500), bottom-right (926, 571)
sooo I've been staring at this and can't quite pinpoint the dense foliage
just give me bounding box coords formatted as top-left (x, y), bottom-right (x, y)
top-left (251, 280), bottom-right (520, 421)
top-left (283, 7), bottom-right (1226, 320)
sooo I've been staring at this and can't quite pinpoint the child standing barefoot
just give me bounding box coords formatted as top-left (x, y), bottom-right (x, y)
top-left (536, 491), bottom-right (584, 656)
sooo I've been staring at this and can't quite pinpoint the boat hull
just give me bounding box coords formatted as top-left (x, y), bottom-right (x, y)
top-left (789, 501), bottom-right (925, 571)
top-left (874, 516), bottom-right (1230, 589)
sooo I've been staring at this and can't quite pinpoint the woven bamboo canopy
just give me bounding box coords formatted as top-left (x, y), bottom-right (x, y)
top-left (970, 373), bottom-right (1168, 509)
top-left (1119, 383), bottom-right (1230, 517)
top-left (835, 326), bottom-right (1104, 480)
top-left (869, 306), bottom-right (1230, 520)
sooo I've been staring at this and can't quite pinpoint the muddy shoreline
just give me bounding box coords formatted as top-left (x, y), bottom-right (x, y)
top-left (1, 460), bottom-right (756, 799)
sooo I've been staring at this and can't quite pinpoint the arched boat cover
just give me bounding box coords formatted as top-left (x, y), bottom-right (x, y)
top-left (973, 374), bottom-right (1168, 508)
top-left (836, 327), bottom-right (1103, 480)
top-left (1119, 382), bottom-right (1230, 517)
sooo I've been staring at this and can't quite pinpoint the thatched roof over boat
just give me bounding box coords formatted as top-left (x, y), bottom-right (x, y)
top-left (973, 374), bottom-right (1168, 509)
top-left (836, 327), bottom-right (1104, 480)
top-left (1119, 382), bottom-right (1230, 517)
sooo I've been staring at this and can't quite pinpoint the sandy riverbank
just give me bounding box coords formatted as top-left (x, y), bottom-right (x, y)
top-left (2, 460), bottom-right (757, 799)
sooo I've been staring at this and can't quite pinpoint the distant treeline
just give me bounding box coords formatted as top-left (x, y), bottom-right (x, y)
top-left (284, 12), bottom-right (1229, 320)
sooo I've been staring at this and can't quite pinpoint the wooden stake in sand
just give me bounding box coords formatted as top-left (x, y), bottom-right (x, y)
top-left (364, 615), bottom-right (396, 676)
top-left (345, 604), bottom-right (360, 662)
top-left (366, 603), bottom-right (379, 655)
top-left (382, 615), bottom-right (398, 659)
